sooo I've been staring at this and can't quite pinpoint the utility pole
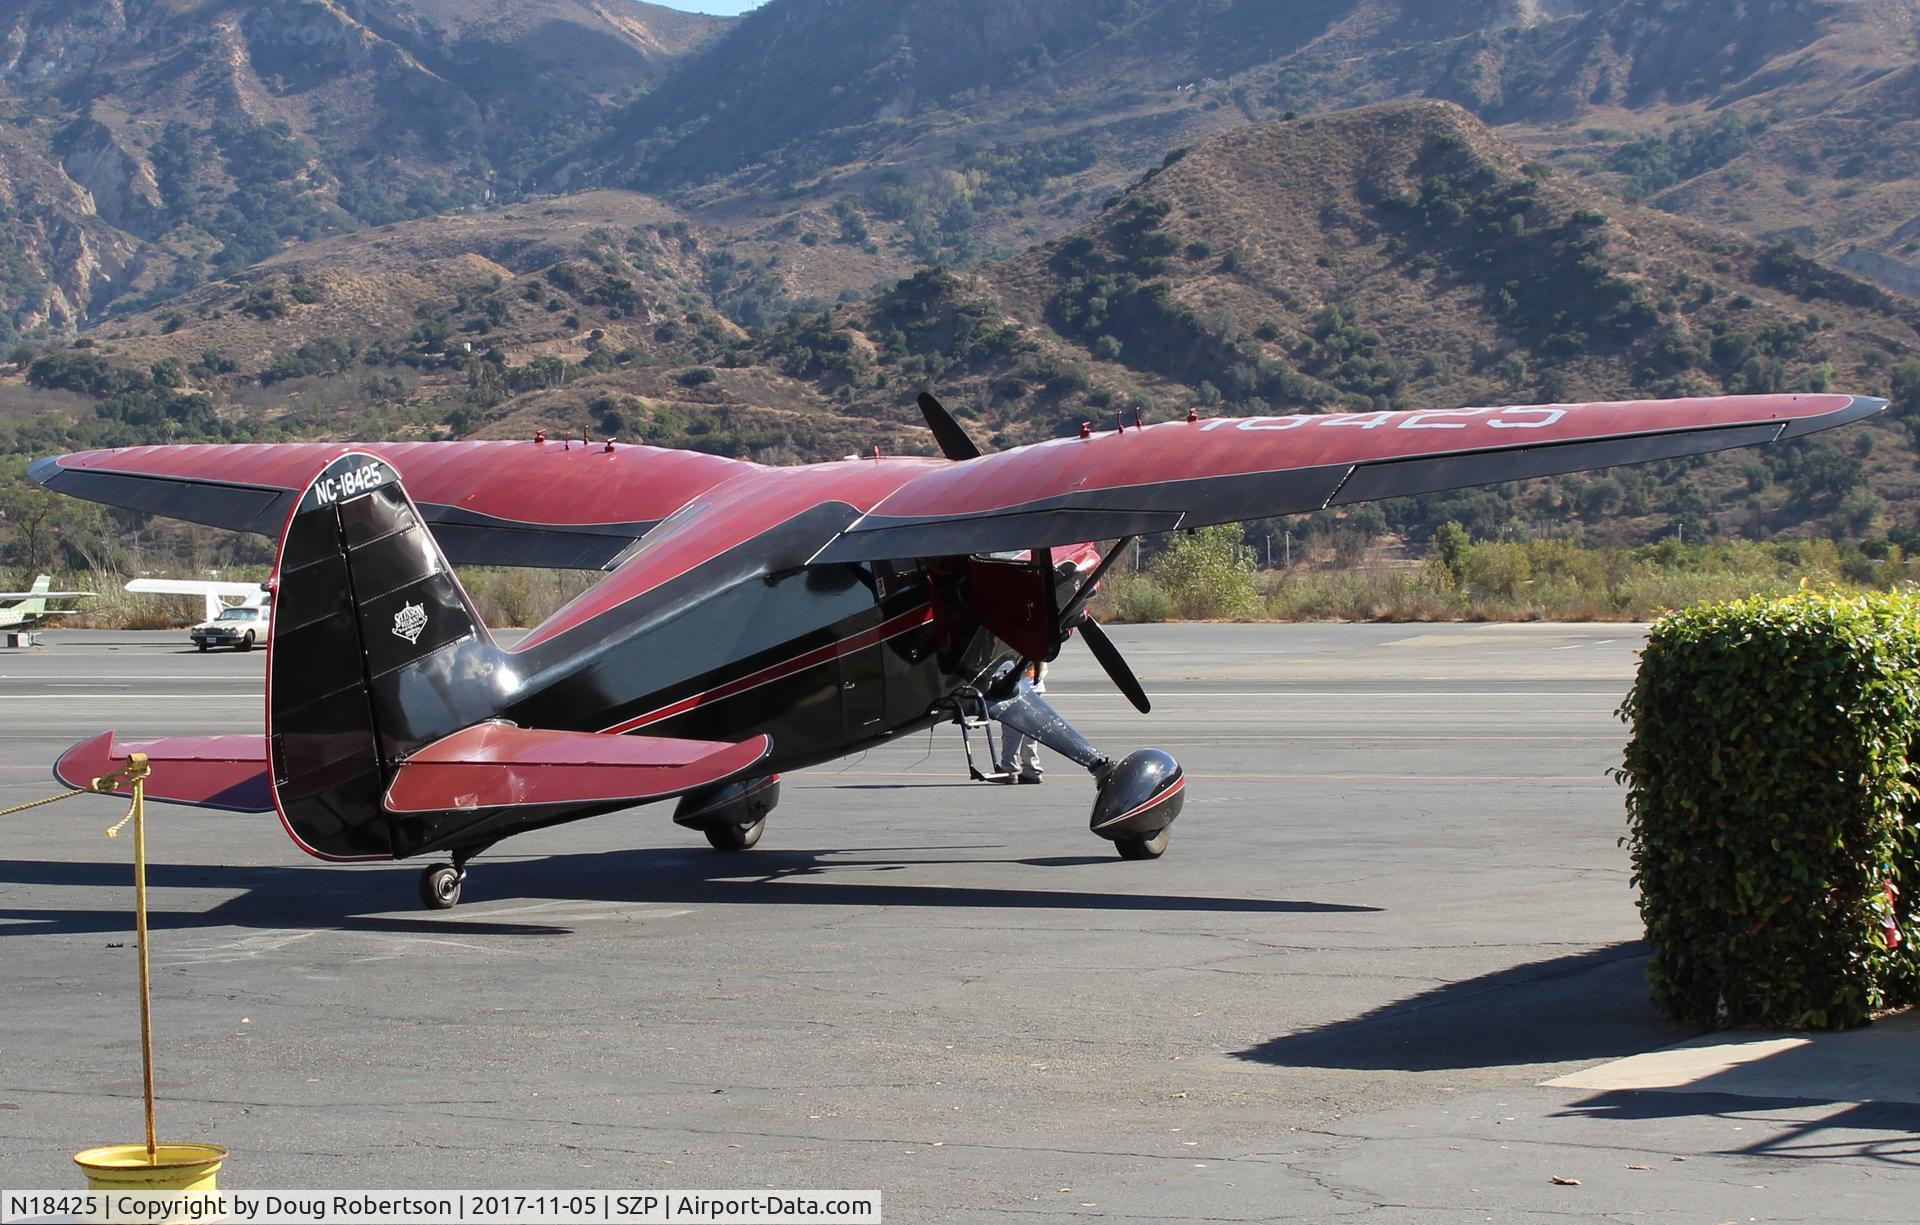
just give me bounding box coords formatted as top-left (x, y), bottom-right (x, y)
top-left (1284, 530), bottom-right (1293, 569)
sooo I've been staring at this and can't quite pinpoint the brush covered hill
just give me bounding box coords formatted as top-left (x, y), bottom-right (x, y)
top-left (15, 101), bottom-right (1916, 555)
top-left (0, 0), bottom-right (726, 336)
top-left (753, 102), bottom-right (1920, 544)
top-left (7, 0), bottom-right (1920, 352)
top-left (581, 0), bottom-right (1920, 294)
top-left (0, 187), bottom-right (897, 467)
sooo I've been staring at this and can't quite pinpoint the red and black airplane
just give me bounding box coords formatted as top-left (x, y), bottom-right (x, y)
top-left (32, 390), bottom-right (1885, 907)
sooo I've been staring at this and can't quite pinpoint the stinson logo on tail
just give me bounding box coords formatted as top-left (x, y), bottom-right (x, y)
top-left (392, 602), bottom-right (428, 644)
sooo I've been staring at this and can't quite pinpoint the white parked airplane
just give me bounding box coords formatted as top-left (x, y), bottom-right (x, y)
top-left (0, 575), bottom-right (93, 632)
top-left (124, 578), bottom-right (272, 652)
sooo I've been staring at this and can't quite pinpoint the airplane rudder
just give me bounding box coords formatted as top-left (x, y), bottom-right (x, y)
top-left (266, 452), bottom-right (506, 859)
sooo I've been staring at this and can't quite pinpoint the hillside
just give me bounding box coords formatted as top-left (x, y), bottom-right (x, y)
top-left (575, 0), bottom-right (1920, 296)
top-left (7, 0), bottom-right (1920, 349)
top-left (10, 102), bottom-right (1917, 565)
top-left (757, 102), bottom-right (1920, 545)
top-left (0, 0), bottom-right (727, 337)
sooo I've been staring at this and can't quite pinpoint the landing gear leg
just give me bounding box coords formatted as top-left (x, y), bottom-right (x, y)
top-left (418, 846), bottom-right (478, 910)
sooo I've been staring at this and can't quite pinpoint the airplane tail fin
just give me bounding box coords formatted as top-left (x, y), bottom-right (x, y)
top-left (264, 453), bottom-right (767, 862)
top-left (17, 575), bottom-right (51, 617)
top-left (267, 452), bottom-right (504, 860)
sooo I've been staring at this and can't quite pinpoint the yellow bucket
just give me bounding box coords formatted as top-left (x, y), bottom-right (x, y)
top-left (74, 1143), bottom-right (228, 1223)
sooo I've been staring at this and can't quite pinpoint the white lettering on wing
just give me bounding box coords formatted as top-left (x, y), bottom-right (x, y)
top-left (1487, 407), bottom-right (1567, 428)
top-left (1399, 407), bottom-right (1492, 429)
top-left (1195, 405), bottom-right (1575, 436)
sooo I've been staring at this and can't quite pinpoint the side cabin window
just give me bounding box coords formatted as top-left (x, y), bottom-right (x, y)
top-left (615, 563), bottom-right (881, 699)
top-left (741, 564), bottom-right (878, 650)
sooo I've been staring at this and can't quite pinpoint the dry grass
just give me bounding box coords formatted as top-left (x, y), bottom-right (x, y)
top-left (1098, 538), bottom-right (1903, 624)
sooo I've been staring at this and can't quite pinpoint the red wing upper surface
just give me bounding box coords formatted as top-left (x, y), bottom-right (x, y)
top-left (31, 394), bottom-right (1889, 572)
top-left (814, 393), bottom-right (1888, 561)
top-left (29, 440), bottom-right (755, 569)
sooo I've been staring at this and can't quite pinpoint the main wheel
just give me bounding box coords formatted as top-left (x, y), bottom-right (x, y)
top-left (419, 863), bottom-right (463, 909)
top-left (704, 817), bottom-right (765, 852)
top-left (1114, 825), bottom-right (1172, 860)
top-left (238, 630), bottom-right (256, 652)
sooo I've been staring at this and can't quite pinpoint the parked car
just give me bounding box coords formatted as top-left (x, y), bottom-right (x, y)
top-left (190, 601), bottom-right (271, 651)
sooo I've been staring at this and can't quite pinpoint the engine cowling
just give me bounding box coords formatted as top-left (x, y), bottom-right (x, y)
top-left (1088, 749), bottom-right (1184, 840)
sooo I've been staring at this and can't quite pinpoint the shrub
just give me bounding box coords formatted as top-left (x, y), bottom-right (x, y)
top-left (1151, 525), bottom-right (1262, 619)
top-left (1618, 592), bottom-right (1920, 1028)
top-left (1080, 571), bottom-right (1165, 623)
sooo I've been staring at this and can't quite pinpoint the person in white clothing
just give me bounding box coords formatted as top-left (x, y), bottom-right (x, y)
top-left (995, 660), bottom-right (1048, 783)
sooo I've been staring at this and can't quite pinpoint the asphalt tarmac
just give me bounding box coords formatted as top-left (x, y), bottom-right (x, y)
top-left (2, 625), bottom-right (1916, 1222)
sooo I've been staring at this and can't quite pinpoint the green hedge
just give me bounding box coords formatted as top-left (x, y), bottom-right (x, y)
top-left (1619, 591), bottom-right (1920, 1028)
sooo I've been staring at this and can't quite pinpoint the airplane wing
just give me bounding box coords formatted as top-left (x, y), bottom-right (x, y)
top-left (29, 440), bottom-right (757, 570)
top-left (126, 578), bottom-right (267, 623)
top-left (125, 579), bottom-right (266, 599)
top-left (0, 590), bottom-right (92, 600)
top-left (814, 393), bottom-right (1889, 561)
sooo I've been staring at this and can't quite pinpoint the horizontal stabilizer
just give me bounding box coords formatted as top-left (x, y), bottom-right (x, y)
top-left (54, 731), bottom-right (272, 813)
top-left (384, 723), bottom-right (773, 814)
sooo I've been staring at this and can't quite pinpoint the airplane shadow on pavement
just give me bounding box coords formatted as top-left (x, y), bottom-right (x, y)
top-left (0, 845), bottom-right (1379, 938)
top-left (1233, 942), bottom-right (1696, 1071)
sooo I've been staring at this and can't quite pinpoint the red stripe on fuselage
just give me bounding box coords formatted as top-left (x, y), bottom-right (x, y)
top-left (599, 603), bottom-right (936, 735)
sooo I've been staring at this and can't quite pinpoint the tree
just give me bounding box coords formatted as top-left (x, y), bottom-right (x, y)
top-left (1151, 524), bottom-right (1261, 619)
top-left (1431, 521), bottom-right (1470, 582)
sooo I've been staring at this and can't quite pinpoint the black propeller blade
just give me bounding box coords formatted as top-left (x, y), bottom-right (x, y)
top-left (1077, 615), bottom-right (1151, 714)
top-left (916, 392), bottom-right (983, 461)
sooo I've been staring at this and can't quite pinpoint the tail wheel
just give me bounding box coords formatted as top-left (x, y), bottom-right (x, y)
top-left (1114, 825), bottom-right (1171, 861)
top-left (238, 630), bottom-right (256, 652)
top-left (705, 817), bottom-right (765, 852)
top-left (419, 863), bottom-right (463, 909)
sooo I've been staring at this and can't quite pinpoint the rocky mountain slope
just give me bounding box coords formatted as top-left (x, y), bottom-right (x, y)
top-left (7, 0), bottom-right (1920, 347)
top-left (0, 0), bottom-right (725, 335)
top-left (573, 0), bottom-right (1920, 290)
top-left (16, 102), bottom-right (1916, 552)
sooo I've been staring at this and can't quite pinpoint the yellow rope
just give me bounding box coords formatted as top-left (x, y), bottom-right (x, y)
top-left (0, 788), bottom-right (89, 818)
top-left (1, 756), bottom-right (144, 836)
top-left (104, 794), bottom-right (139, 839)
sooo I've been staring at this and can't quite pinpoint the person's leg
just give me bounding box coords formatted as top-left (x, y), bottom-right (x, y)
top-left (996, 728), bottom-right (1028, 777)
top-left (1016, 736), bottom-right (1043, 782)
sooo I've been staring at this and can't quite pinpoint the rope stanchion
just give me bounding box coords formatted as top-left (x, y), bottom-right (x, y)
top-left (89, 755), bottom-right (158, 1161)
top-left (13, 755), bottom-right (232, 1190)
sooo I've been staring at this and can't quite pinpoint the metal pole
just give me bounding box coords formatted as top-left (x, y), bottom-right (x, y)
top-left (1284, 531), bottom-right (1292, 569)
top-left (129, 757), bottom-right (156, 1162)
